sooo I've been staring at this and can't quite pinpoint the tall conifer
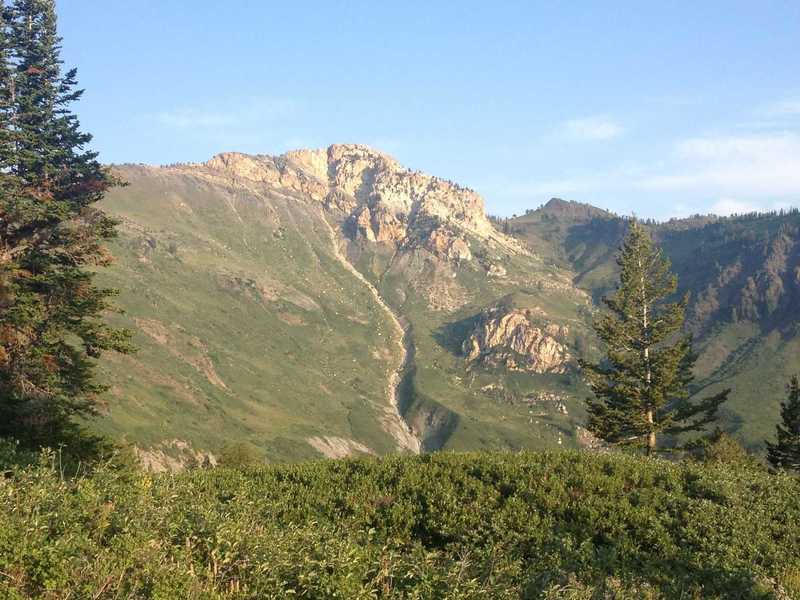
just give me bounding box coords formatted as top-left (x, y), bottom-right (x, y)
top-left (581, 221), bottom-right (729, 453)
top-left (0, 2), bottom-right (13, 167)
top-left (766, 376), bottom-right (800, 471)
top-left (0, 0), bottom-right (131, 448)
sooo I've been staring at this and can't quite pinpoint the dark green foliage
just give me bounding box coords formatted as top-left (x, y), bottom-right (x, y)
top-left (217, 441), bottom-right (263, 469)
top-left (0, 4), bottom-right (13, 169)
top-left (0, 451), bottom-right (798, 598)
top-left (767, 376), bottom-right (800, 471)
top-left (0, 438), bottom-right (35, 469)
top-left (582, 222), bottom-right (729, 452)
top-left (697, 428), bottom-right (759, 468)
top-left (0, 0), bottom-right (131, 449)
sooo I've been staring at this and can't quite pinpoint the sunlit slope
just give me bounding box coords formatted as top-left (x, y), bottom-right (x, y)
top-left (692, 322), bottom-right (800, 447)
top-left (96, 166), bottom-right (403, 462)
top-left (94, 169), bottom-right (798, 460)
top-left (92, 151), bottom-right (598, 462)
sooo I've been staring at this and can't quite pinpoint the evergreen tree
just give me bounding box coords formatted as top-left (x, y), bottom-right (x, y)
top-left (766, 376), bottom-right (800, 471)
top-left (581, 221), bottom-right (729, 453)
top-left (0, 2), bottom-right (13, 168)
top-left (0, 0), bottom-right (131, 449)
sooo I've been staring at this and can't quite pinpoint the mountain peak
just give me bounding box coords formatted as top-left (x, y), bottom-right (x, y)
top-left (284, 144), bottom-right (401, 182)
top-left (189, 144), bottom-right (525, 257)
top-left (539, 198), bottom-right (613, 220)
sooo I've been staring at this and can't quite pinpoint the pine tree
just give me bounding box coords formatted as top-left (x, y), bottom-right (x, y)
top-left (0, 2), bottom-right (13, 167)
top-left (581, 221), bottom-right (729, 453)
top-left (0, 0), bottom-right (131, 449)
top-left (766, 376), bottom-right (800, 471)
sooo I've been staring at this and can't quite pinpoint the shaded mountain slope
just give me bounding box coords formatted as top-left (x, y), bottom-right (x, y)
top-left (511, 200), bottom-right (800, 449)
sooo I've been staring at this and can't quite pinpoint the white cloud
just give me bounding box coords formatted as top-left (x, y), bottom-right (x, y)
top-left (708, 198), bottom-right (760, 216)
top-left (675, 133), bottom-right (800, 161)
top-left (645, 93), bottom-right (704, 108)
top-left (157, 109), bottom-right (239, 129)
top-left (155, 98), bottom-right (296, 131)
top-left (559, 117), bottom-right (624, 141)
top-left (641, 133), bottom-right (800, 197)
top-left (483, 130), bottom-right (800, 218)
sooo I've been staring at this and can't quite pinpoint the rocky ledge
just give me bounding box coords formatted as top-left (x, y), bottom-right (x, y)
top-left (462, 307), bottom-right (571, 374)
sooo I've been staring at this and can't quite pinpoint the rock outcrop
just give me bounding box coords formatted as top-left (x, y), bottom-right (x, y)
top-left (183, 144), bottom-right (524, 262)
top-left (135, 439), bottom-right (217, 473)
top-left (352, 205), bottom-right (407, 243)
top-left (462, 307), bottom-right (571, 374)
top-left (306, 436), bottom-right (376, 459)
top-left (424, 227), bottom-right (472, 261)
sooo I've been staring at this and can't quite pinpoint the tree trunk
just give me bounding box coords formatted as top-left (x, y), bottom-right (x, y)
top-left (639, 252), bottom-right (655, 453)
top-left (646, 408), bottom-right (656, 454)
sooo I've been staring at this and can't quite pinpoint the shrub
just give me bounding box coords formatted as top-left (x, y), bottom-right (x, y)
top-left (0, 451), bottom-right (797, 598)
top-left (217, 441), bottom-right (263, 469)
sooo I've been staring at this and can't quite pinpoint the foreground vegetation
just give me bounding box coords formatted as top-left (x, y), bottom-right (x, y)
top-left (1, 446), bottom-right (798, 599)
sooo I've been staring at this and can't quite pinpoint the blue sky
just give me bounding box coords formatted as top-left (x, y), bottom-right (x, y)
top-left (59, 1), bottom-right (800, 219)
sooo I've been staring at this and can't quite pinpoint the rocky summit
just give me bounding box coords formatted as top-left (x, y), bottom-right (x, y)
top-left (94, 146), bottom-right (799, 468)
top-left (198, 145), bottom-right (522, 259)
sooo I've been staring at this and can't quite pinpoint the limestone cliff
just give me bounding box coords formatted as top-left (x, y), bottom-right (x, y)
top-left (462, 307), bottom-right (571, 374)
top-left (183, 144), bottom-right (524, 261)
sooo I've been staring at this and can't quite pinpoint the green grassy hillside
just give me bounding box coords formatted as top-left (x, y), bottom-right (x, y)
top-left (95, 166), bottom-right (405, 464)
top-left (94, 162), bottom-right (594, 464)
top-left (343, 234), bottom-right (594, 454)
top-left (1, 447), bottom-right (798, 599)
top-left (90, 159), bottom-right (798, 462)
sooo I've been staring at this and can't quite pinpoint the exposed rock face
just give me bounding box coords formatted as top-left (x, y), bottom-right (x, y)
top-left (306, 436), bottom-right (375, 459)
top-left (354, 206), bottom-right (377, 242)
top-left (135, 439), bottom-right (217, 473)
top-left (575, 426), bottom-right (608, 452)
top-left (353, 205), bottom-right (407, 244)
top-left (204, 151), bottom-right (328, 201)
top-left (186, 144), bottom-right (524, 262)
top-left (424, 227), bottom-right (472, 261)
top-left (487, 263), bottom-right (507, 278)
top-left (462, 308), bottom-right (571, 374)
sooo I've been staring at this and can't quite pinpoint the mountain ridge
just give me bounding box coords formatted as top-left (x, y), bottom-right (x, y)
top-left (91, 146), bottom-right (799, 465)
top-left (510, 200), bottom-right (800, 449)
top-left (97, 145), bottom-right (591, 467)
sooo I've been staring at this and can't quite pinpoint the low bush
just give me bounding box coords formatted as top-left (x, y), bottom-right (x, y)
top-left (0, 451), bottom-right (797, 598)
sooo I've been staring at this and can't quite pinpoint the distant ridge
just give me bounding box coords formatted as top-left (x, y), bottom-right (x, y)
top-left (537, 198), bottom-right (616, 221)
